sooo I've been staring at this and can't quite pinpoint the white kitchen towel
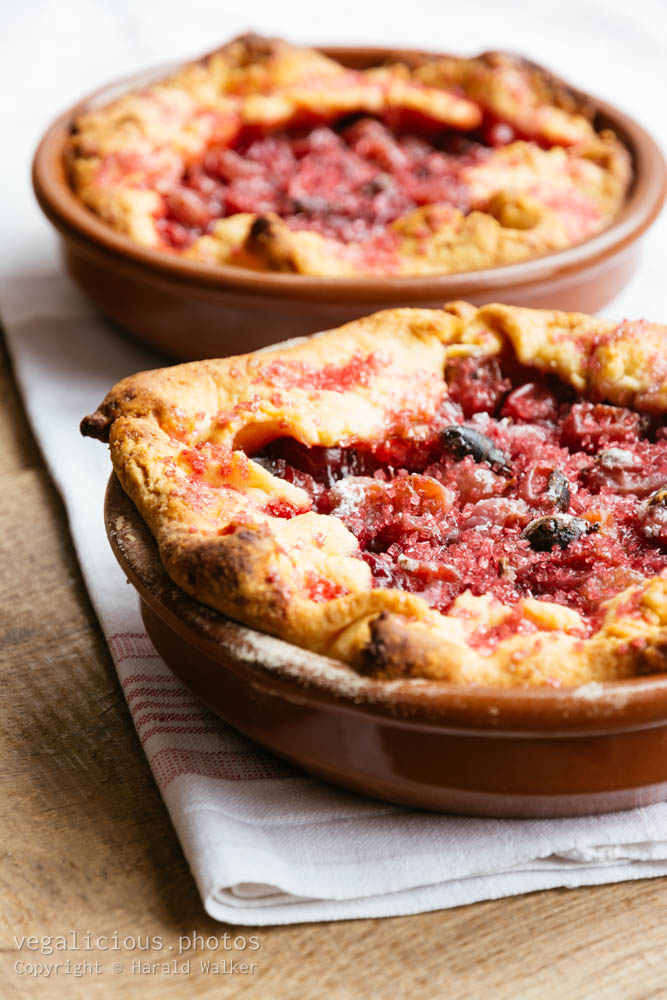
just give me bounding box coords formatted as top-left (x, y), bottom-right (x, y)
top-left (3, 0), bottom-right (667, 926)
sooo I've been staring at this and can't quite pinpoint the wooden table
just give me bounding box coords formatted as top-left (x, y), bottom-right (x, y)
top-left (1, 332), bottom-right (666, 1000)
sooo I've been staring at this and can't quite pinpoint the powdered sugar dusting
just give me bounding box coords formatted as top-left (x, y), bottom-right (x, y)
top-left (572, 681), bottom-right (605, 700)
top-left (572, 681), bottom-right (631, 708)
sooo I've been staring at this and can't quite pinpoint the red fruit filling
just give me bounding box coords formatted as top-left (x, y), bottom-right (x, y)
top-left (252, 357), bottom-right (667, 631)
top-left (156, 118), bottom-right (490, 250)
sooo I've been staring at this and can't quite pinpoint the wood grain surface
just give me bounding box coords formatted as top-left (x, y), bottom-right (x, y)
top-left (1, 331), bottom-right (666, 1000)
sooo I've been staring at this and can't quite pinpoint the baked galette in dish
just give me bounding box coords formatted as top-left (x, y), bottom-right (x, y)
top-left (68, 35), bottom-right (631, 276)
top-left (82, 302), bottom-right (667, 688)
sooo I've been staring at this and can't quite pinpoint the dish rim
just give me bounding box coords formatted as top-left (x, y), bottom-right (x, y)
top-left (104, 474), bottom-right (667, 738)
top-left (33, 44), bottom-right (666, 301)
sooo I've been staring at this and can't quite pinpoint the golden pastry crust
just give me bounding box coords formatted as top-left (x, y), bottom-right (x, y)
top-left (82, 303), bottom-right (667, 688)
top-left (67, 35), bottom-right (631, 276)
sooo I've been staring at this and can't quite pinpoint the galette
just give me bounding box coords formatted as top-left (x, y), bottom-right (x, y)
top-left (82, 302), bottom-right (667, 687)
top-left (67, 35), bottom-right (631, 276)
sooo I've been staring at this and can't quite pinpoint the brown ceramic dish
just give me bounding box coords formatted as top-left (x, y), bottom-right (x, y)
top-left (34, 47), bottom-right (666, 361)
top-left (105, 474), bottom-right (667, 818)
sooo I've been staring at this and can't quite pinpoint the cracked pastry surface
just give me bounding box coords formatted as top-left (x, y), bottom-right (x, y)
top-left (67, 35), bottom-right (632, 276)
top-left (82, 302), bottom-right (667, 687)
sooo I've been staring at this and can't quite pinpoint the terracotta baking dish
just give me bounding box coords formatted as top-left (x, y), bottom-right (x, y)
top-left (34, 47), bottom-right (666, 361)
top-left (105, 474), bottom-right (667, 818)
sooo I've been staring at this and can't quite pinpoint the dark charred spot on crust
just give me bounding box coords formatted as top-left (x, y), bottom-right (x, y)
top-left (168, 526), bottom-right (289, 631)
top-left (631, 641), bottom-right (667, 677)
top-left (179, 530), bottom-right (255, 590)
top-left (246, 216), bottom-right (298, 272)
top-left (361, 611), bottom-right (422, 679)
top-left (249, 215), bottom-right (273, 241)
top-left (80, 388), bottom-right (140, 441)
top-left (80, 409), bottom-right (112, 441)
